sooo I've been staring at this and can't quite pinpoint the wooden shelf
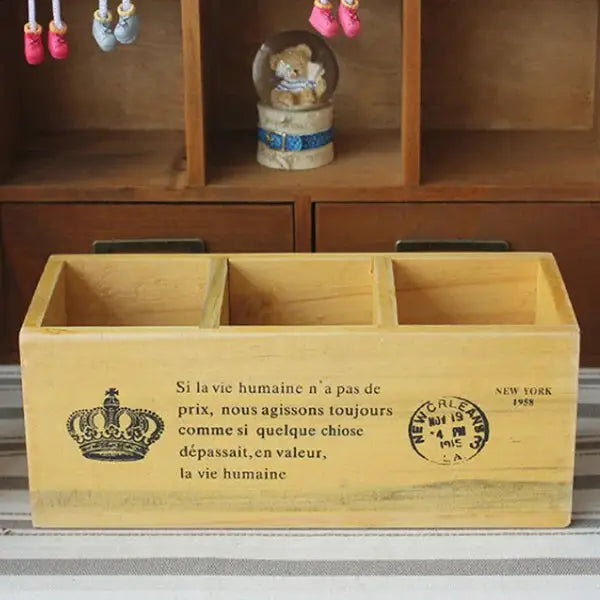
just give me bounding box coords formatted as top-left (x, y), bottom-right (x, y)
top-left (422, 131), bottom-right (600, 187)
top-left (3, 128), bottom-right (600, 202)
top-left (207, 129), bottom-right (403, 189)
top-left (0, 130), bottom-right (186, 193)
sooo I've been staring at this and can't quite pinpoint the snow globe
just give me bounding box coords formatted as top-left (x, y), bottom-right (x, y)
top-left (252, 30), bottom-right (339, 170)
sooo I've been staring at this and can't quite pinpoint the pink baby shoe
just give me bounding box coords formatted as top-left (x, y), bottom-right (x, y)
top-left (339, 0), bottom-right (361, 37)
top-left (309, 1), bottom-right (339, 38)
top-left (24, 23), bottom-right (44, 65)
top-left (48, 20), bottom-right (69, 60)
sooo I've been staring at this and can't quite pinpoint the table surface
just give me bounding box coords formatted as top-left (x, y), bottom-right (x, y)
top-left (0, 367), bottom-right (599, 598)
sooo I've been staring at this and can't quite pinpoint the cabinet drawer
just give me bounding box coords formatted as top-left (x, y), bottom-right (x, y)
top-left (2, 203), bottom-right (294, 358)
top-left (316, 202), bottom-right (600, 365)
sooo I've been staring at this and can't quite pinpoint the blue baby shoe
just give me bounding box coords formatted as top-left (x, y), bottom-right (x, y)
top-left (92, 10), bottom-right (117, 52)
top-left (114, 3), bottom-right (139, 44)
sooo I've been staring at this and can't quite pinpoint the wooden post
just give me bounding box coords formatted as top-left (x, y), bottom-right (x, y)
top-left (594, 2), bottom-right (600, 147)
top-left (199, 257), bottom-right (229, 328)
top-left (293, 197), bottom-right (313, 253)
top-left (372, 257), bottom-right (399, 328)
top-left (402, 0), bottom-right (422, 185)
top-left (181, 0), bottom-right (206, 186)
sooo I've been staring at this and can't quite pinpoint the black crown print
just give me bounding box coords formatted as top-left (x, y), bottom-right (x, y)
top-left (66, 388), bottom-right (164, 462)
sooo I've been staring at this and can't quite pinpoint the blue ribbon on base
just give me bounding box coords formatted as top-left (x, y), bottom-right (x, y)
top-left (258, 127), bottom-right (334, 152)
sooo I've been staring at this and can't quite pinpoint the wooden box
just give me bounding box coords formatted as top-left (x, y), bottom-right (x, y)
top-left (20, 252), bottom-right (579, 528)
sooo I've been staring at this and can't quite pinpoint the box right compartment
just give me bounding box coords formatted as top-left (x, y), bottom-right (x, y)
top-left (421, 0), bottom-right (600, 185)
top-left (391, 255), bottom-right (568, 326)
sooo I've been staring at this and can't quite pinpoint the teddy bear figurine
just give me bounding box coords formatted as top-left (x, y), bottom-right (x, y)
top-left (254, 31), bottom-right (337, 170)
top-left (269, 44), bottom-right (327, 109)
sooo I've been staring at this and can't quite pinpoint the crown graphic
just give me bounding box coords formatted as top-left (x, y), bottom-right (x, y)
top-left (66, 388), bottom-right (164, 462)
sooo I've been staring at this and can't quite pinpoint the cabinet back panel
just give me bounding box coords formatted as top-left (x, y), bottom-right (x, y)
top-left (422, 0), bottom-right (597, 130)
top-left (203, 0), bottom-right (403, 132)
top-left (15, 0), bottom-right (184, 131)
top-left (0, 0), bottom-right (18, 173)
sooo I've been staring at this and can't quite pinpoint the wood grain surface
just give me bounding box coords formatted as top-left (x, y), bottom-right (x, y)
top-left (59, 258), bottom-right (212, 327)
top-left (401, 0), bottom-right (421, 185)
top-left (315, 202), bottom-right (600, 364)
top-left (227, 255), bottom-right (374, 326)
top-left (422, 0), bottom-right (597, 131)
top-left (422, 131), bottom-right (600, 186)
top-left (1, 131), bottom-right (186, 190)
top-left (181, 0), bottom-right (205, 185)
top-left (209, 130), bottom-right (403, 188)
top-left (19, 253), bottom-right (579, 528)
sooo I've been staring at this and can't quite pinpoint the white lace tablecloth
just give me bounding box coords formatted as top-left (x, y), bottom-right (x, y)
top-left (0, 368), bottom-right (599, 598)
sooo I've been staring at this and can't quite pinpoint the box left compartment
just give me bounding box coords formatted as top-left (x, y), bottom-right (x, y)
top-left (24, 254), bottom-right (218, 328)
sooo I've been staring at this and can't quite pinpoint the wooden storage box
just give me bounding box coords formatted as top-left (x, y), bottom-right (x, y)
top-left (20, 252), bottom-right (579, 528)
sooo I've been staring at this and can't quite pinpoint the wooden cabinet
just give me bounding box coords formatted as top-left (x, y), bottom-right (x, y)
top-left (315, 202), bottom-right (600, 365)
top-left (0, 0), bottom-right (416, 199)
top-left (1, 203), bottom-right (293, 358)
top-left (1, 1), bottom-right (600, 366)
top-left (0, 0), bottom-right (597, 197)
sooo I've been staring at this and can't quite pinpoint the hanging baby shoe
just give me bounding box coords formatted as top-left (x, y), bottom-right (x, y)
top-left (114, 3), bottom-right (139, 44)
top-left (93, 10), bottom-right (117, 51)
top-left (48, 20), bottom-right (68, 59)
top-left (339, 0), bottom-right (361, 37)
top-left (24, 23), bottom-right (44, 65)
top-left (309, 1), bottom-right (339, 38)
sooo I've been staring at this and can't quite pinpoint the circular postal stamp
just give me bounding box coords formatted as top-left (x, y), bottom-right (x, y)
top-left (408, 397), bottom-right (490, 465)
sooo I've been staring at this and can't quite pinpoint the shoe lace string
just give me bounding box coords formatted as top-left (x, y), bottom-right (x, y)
top-left (321, 9), bottom-right (335, 22)
top-left (28, 35), bottom-right (42, 47)
top-left (341, 2), bottom-right (359, 21)
top-left (316, 5), bottom-right (335, 21)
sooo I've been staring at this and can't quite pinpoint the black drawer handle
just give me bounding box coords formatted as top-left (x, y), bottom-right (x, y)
top-left (395, 239), bottom-right (511, 252)
top-left (92, 238), bottom-right (207, 254)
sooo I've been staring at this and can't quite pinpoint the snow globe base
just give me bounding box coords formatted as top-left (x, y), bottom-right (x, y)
top-left (257, 102), bottom-right (334, 171)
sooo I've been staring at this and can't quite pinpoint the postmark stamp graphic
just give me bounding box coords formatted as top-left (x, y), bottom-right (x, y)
top-left (408, 397), bottom-right (489, 465)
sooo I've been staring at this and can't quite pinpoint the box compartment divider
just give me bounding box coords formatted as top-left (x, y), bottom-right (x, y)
top-left (199, 257), bottom-right (229, 328)
top-left (372, 257), bottom-right (399, 328)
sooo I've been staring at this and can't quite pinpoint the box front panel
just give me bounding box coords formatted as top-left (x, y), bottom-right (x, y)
top-left (21, 329), bottom-right (578, 528)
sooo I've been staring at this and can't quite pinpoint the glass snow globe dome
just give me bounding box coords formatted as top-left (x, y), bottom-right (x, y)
top-left (253, 30), bottom-right (339, 111)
